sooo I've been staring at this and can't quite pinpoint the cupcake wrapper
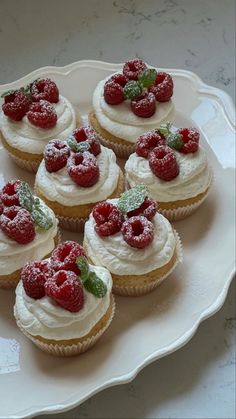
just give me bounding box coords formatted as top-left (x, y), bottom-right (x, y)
top-left (15, 296), bottom-right (115, 357)
top-left (58, 215), bottom-right (88, 232)
top-left (99, 136), bottom-right (135, 159)
top-left (112, 230), bottom-right (183, 297)
top-left (8, 152), bottom-right (41, 173)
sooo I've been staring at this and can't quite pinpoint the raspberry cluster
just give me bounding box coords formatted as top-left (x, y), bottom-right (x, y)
top-left (1, 78), bottom-right (59, 129)
top-left (44, 126), bottom-right (101, 188)
top-left (135, 126), bottom-right (200, 181)
top-left (104, 59), bottom-right (174, 118)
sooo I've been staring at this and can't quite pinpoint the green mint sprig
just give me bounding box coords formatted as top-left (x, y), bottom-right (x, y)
top-left (124, 68), bottom-right (157, 100)
top-left (124, 80), bottom-right (142, 100)
top-left (138, 68), bottom-right (157, 88)
top-left (67, 136), bottom-right (90, 153)
top-left (117, 183), bottom-right (148, 214)
top-left (158, 123), bottom-right (183, 150)
top-left (76, 256), bottom-right (107, 298)
top-left (1, 83), bottom-right (32, 99)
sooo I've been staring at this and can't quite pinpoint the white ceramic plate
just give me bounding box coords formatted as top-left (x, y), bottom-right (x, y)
top-left (0, 61), bottom-right (235, 419)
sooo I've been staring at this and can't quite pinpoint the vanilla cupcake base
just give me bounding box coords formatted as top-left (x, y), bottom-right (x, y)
top-left (1, 134), bottom-right (42, 173)
top-left (35, 169), bottom-right (125, 232)
top-left (0, 230), bottom-right (61, 289)
top-left (14, 296), bottom-right (115, 357)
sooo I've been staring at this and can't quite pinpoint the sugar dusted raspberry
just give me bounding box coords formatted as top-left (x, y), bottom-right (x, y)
top-left (0, 180), bottom-right (21, 206)
top-left (67, 151), bottom-right (99, 187)
top-left (31, 78), bottom-right (59, 103)
top-left (0, 206), bottom-right (35, 244)
top-left (110, 73), bottom-right (128, 87)
top-left (127, 197), bottom-right (157, 220)
top-left (131, 92), bottom-right (156, 118)
top-left (92, 202), bottom-right (123, 237)
top-left (135, 131), bottom-right (166, 158)
top-left (121, 215), bottom-right (154, 249)
top-left (123, 59), bottom-right (147, 80)
top-left (2, 90), bottom-right (31, 121)
top-left (149, 72), bottom-right (173, 102)
top-left (73, 126), bottom-right (101, 156)
top-left (51, 241), bottom-right (86, 275)
top-left (27, 100), bottom-right (57, 129)
top-left (44, 139), bottom-right (70, 173)
top-left (149, 145), bottom-right (179, 181)
top-left (178, 127), bottom-right (200, 154)
top-left (21, 260), bottom-right (54, 299)
top-left (45, 270), bottom-right (84, 312)
top-left (104, 81), bottom-right (125, 105)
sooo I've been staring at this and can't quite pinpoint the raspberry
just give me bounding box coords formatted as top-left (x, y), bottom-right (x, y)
top-left (149, 145), bottom-right (179, 181)
top-left (149, 72), bottom-right (173, 102)
top-left (121, 215), bottom-right (154, 249)
top-left (109, 73), bottom-right (128, 87)
top-left (123, 59), bottom-right (147, 80)
top-left (104, 81), bottom-right (125, 105)
top-left (0, 206), bottom-right (35, 244)
top-left (21, 260), bottom-right (54, 299)
top-left (44, 139), bottom-right (70, 173)
top-left (67, 151), bottom-right (99, 187)
top-left (135, 131), bottom-right (165, 158)
top-left (178, 128), bottom-right (200, 154)
top-left (92, 202), bottom-right (123, 237)
top-left (127, 197), bottom-right (157, 220)
top-left (45, 270), bottom-right (84, 313)
top-left (2, 90), bottom-right (31, 121)
top-left (31, 78), bottom-right (59, 103)
top-left (131, 92), bottom-right (156, 118)
top-left (0, 180), bottom-right (21, 206)
top-left (51, 241), bottom-right (86, 275)
top-left (73, 126), bottom-right (101, 156)
top-left (27, 100), bottom-right (57, 129)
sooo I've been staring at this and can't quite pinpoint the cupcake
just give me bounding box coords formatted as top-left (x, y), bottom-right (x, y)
top-left (89, 59), bottom-right (174, 158)
top-left (125, 123), bottom-right (213, 221)
top-left (14, 241), bottom-right (115, 357)
top-left (35, 125), bottom-right (124, 232)
top-left (84, 184), bottom-right (182, 296)
top-left (0, 180), bottom-right (59, 289)
top-left (0, 78), bottom-right (76, 172)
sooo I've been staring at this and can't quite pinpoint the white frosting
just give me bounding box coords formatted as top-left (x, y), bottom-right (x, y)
top-left (0, 200), bottom-right (58, 275)
top-left (0, 95), bottom-right (76, 154)
top-left (14, 265), bottom-right (112, 340)
top-left (125, 146), bottom-right (212, 202)
top-left (93, 78), bottom-right (174, 143)
top-left (84, 200), bottom-right (176, 275)
top-left (35, 145), bottom-right (120, 206)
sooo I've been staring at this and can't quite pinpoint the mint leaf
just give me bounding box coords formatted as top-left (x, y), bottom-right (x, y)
top-left (67, 136), bottom-right (90, 153)
top-left (118, 183), bottom-right (148, 214)
top-left (138, 68), bottom-right (157, 88)
top-left (124, 80), bottom-right (143, 100)
top-left (76, 256), bottom-right (90, 282)
top-left (17, 182), bottom-right (35, 212)
top-left (158, 122), bottom-right (172, 137)
top-left (84, 272), bottom-right (107, 298)
top-left (166, 132), bottom-right (183, 150)
top-left (31, 198), bottom-right (53, 230)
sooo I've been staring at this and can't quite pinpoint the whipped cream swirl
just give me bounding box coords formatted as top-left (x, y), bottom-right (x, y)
top-left (14, 265), bottom-right (112, 340)
top-left (84, 199), bottom-right (176, 275)
top-left (0, 95), bottom-right (76, 154)
top-left (35, 145), bottom-right (120, 206)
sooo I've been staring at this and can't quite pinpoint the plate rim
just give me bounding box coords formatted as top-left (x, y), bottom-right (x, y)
top-left (0, 60), bottom-right (235, 419)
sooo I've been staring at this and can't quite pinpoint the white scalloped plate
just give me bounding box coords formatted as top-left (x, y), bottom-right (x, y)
top-left (0, 61), bottom-right (235, 419)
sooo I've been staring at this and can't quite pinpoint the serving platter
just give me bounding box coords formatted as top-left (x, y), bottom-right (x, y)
top-left (0, 60), bottom-right (235, 419)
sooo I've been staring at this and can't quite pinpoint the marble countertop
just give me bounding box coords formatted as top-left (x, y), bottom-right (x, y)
top-left (0, 0), bottom-right (235, 418)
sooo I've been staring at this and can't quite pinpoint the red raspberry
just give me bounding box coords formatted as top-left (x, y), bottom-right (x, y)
top-left (67, 151), bottom-right (99, 187)
top-left (149, 72), bottom-right (173, 102)
top-left (0, 206), bottom-right (35, 244)
top-left (2, 90), bottom-right (31, 121)
top-left (123, 59), bottom-right (147, 80)
top-left (21, 260), bottom-right (54, 299)
top-left (73, 126), bottom-right (101, 156)
top-left (27, 100), bottom-right (57, 129)
top-left (127, 197), bottom-right (157, 220)
top-left (44, 139), bottom-right (70, 173)
top-left (109, 73), bottom-right (128, 87)
top-left (51, 241), bottom-right (86, 275)
top-left (104, 81), bottom-right (125, 105)
top-left (131, 92), bottom-right (156, 118)
top-left (45, 270), bottom-right (84, 313)
top-left (178, 127), bottom-right (200, 154)
top-left (0, 180), bottom-right (21, 206)
top-left (135, 131), bottom-right (165, 158)
top-left (31, 78), bottom-right (59, 103)
top-left (121, 215), bottom-right (154, 249)
top-left (92, 202), bottom-right (123, 237)
top-left (149, 146), bottom-right (179, 181)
